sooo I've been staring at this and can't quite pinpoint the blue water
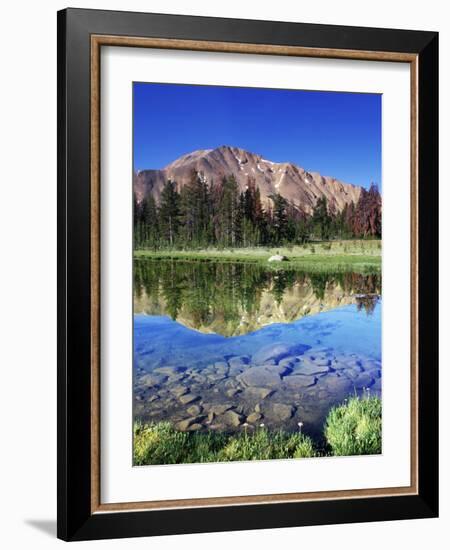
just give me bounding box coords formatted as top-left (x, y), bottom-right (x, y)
top-left (134, 301), bottom-right (381, 371)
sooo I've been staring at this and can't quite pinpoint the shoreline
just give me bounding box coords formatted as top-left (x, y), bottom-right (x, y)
top-left (134, 240), bottom-right (381, 273)
top-left (134, 395), bottom-right (382, 465)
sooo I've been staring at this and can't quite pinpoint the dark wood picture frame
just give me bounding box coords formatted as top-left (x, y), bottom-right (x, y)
top-left (57, 7), bottom-right (439, 541)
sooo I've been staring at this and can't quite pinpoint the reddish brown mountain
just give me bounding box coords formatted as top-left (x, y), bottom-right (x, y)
top-left (134, 145), bottom-right (362, 214)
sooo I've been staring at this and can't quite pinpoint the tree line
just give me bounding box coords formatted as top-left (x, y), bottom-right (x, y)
top-left (134, 170), bottom-right (381, 249)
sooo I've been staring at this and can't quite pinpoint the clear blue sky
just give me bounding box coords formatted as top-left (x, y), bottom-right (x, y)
top-left (133, 82), bottom-right (381, 189)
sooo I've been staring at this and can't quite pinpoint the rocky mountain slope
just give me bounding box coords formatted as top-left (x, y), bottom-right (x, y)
top-left (134, 145), bottom-right (362, 214)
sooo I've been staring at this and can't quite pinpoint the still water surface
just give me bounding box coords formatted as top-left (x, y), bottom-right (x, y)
top-left (133, 259), bottom-right (381, 440)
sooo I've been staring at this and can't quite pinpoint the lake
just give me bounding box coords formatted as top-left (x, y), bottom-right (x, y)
top-left (133, 259), bottom-right (381, 443)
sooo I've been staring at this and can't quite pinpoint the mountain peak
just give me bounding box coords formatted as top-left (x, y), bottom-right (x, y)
top-left (216, 144), bottom-right (253, 155)
top-left (135, 146), bottom-right (362, 214)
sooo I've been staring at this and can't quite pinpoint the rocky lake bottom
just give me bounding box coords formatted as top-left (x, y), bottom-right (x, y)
top-left (134, 300), bottom-right (382, 443)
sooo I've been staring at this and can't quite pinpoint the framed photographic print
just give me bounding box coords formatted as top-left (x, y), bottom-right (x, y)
top-left (57, 8), bottom-right (439, 541)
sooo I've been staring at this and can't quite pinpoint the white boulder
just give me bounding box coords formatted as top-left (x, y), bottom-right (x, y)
top-left (268, 254), bottom-right (288, 262)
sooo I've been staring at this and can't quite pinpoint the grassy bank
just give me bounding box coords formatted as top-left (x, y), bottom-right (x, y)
top-left (134, 240), bottom-right (381, 273)
top-left (134, 395), bottom-right (381, 465)
top-left (325, 394), bottom-right (382, 456)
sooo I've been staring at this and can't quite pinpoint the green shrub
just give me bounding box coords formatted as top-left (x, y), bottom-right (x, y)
top-left (134, 422), bottom-right (315, 465)
top-left (324, 395), bottom-right (382, 456)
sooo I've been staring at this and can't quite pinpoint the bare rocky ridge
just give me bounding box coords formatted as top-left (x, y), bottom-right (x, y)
top-left (134, 145), bottom-right (362, 214)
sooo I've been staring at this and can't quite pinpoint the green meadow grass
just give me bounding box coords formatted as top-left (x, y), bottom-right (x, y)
top-left (134, 240), bottom-right (381, 274)
top-left (134, 395), bottom-right (381, 465)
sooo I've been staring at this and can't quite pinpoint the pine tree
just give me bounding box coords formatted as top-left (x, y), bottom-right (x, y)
top-left (254, 187), bottom-right (267, 245)
top-left (269, 193), bottom-right (289, 245)
top-left (296, 213), bottom-right (311, 243)
top-left (353, 184), bottom-right (381, 238)
top-left (139, 193), bottom-right (159, 248)
top-left (367, 183), bottom-right (382, 237)
top-left (312, 196), bottom-right (332, 240)
top-left (345, 201), bottom-right (356, 237)
top-left (179, 170), bottom-right (212, 247)
top-left (215, 175), bottom-right (240, 247)
top-left (244, 177), bottom-right (256, 222)
top-left (133, 192), bottom-right (141, 247)
top-left (159, 180), bottom-right (180, 247)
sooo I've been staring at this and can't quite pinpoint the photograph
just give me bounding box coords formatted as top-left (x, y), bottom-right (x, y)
top-left (132, 83), bottom-right (383, 466)
top-left (52, 5), bottom-right (438, 542)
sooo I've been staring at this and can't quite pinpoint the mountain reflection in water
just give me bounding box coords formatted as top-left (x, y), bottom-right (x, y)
top-left (134, 259), bottom-right (381, 337)
top-left (133, 259), bottom-right (382, 439)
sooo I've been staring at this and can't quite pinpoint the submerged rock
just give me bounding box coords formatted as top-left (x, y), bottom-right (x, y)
top-left (207, 372), bottom-right (226, 382)
top-left (179, 393), bottom-right (199, 405)
top-left (344, 367), bottom-right (362, 380)
top-left (247, 412), bottom-right (263, 423)
top-left (221, 410), bottom-right (244, 427)
top-left (242, 387), bottom-right (274, 400)
top-left (176, 416), bottom-right (205, 431)
top-left (187, 404), bottom-right (202, 416)
top-left (278, 356), bottom-right (299, 369)
top-left (353, 373), bottom-right (376, 389)
top-left (147, 394), bottom-right (160, 403)
top-left (153, 366), bottom-right (186, 375)
top-left (237, 366), bottom-right (281, 387)
top-left (169, 385), bottom-right (189, 397)
top-left (137, 373), bottom-right (167, 387)
top-left (204, 403), bottom-right (233, 416)
top-left (283, 374), bottom-right (316, 388)
top-left (294, 360), bottom-right (330, 376)
top-left (308, 356), bottom-right (331, 367)
top-left (319, 374), bottom-right (353, 394)
top-left (265, 403), bottom-right (295, 422)
top-left (253, 343), bottom-right (308, 364)
top-left (187, 423), bottom-right (203, 431)
top-left (228, 356), bottom-right (250, 368)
